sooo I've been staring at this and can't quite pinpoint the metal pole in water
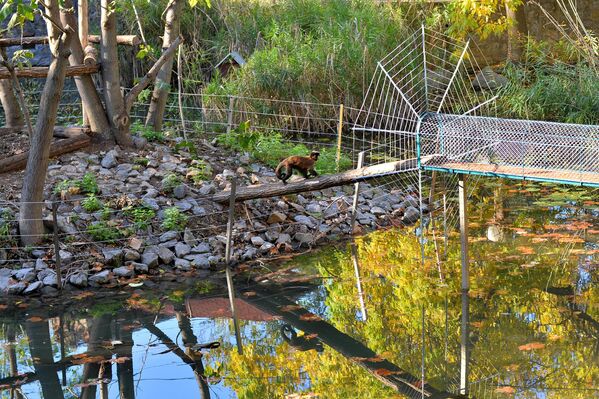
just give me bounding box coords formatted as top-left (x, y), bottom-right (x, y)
top-left (458, 173), bottom-right (469, 394)
top-left (225, 177), bottom-right (243, 354)
top-left (226, 95), bottom-right (234, 135)
top-left (350, 242), bottom-right (367, 321)
top-left (350, 151), bottom-right (365, 231)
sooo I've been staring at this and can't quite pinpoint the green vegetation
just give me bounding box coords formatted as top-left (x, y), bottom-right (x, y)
top-left (186, 159), bottom-right (213, 184)
top-left (132, 121), bottom-right (166, 142)
top-left (217, 123), bottom-right (352, 174)
top-left (87, 221), bottom-right (122, 243)
top-left (162, 207), bottom-right (188, 231)
top-left (497, 61), bottom-right (599, 124)
top-left (54, 173), bottom-right (100, 198)
top-left (124, 205), bottom-right (156, 230)
top-left (81, 195), bottom-right (103, 213)
top-left (0, 209), bottom-right (11, 237)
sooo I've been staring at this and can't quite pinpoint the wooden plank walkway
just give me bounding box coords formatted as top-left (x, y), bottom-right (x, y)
top-left (424, 161), bottom-right (599, 187)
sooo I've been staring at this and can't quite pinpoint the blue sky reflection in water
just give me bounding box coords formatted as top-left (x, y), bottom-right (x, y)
top-left (0, 180), bottom-right (598, 399)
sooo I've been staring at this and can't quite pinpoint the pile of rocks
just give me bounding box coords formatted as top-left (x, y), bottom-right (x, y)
top-left (0, 139), bottom-right (429, 295)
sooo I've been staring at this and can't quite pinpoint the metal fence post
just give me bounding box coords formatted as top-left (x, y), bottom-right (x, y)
top-left (224, 177), bottom-right (243, 354)
top-left (336, 103), bottom-right (344, 172)
top-left (350, 151), bottom-right (365, 231)
top-left (51, 201), bottom-right (62, 289)
top-left (226, 95), bottom-right (234, 135)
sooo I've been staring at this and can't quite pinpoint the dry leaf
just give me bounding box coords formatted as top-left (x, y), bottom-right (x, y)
top-left (518, 342), bottom-right (545, 351)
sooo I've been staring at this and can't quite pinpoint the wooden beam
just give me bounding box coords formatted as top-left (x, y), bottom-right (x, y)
top-left (0, 133), bottom-right (90, 174)
top-left (210, 155), bottom-right (443, 204)
top-left (0, 35), bottom-right (140, 47)
top-left (0, 64), bottom-right (99, 79)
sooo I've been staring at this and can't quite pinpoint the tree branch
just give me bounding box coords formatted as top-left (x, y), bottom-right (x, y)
top-left (125, 35), bottom-right (183, 112)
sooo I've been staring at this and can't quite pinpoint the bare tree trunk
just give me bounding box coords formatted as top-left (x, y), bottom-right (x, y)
top-left (145, 0), bottom-right (184, 132)
top-left (0, 79), bottom-right (23, 129)
top-left (19, 1), bottom-right (73, 246)
top-left (100, 0), bottom-right (132, 147)
top-left (60, 0), bottom-right (111, 139)
top-left (505, 0), bottom-right (528, 63)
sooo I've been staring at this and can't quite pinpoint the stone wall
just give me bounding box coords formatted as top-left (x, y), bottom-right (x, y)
top-left (475, 0), bottom-right (598, 64)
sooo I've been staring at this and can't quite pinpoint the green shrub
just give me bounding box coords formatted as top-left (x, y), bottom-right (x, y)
top-left (124, 205), bottom-right (156, 230)
top-left (53, 179), bottom-right (78, 196)
top-left (0, 209), bottom-right (11, 237)
top-left (162, 207), bottom-right (188, 231)
top-left (82, 194), bottom-right (103, 212)
top-left (186, 159), bottom-right (213, 184)
top-left (78, 173), bottom-right (99, 194)
top-left (134, 157), bottom-right (150, 167)
top-left (87, 221), bottom-right (122, 243)
top-left (132, 121), bottom-right (166, 142)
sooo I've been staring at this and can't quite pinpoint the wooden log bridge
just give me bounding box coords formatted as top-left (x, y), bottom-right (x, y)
top-left (0, 35), bottom-right (141, 47)
top-left (210, 155), bottom-right (442, 204)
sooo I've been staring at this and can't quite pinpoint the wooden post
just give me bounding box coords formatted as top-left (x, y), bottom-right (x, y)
top-left (336, 103), bottom-right (344, 172)
top-left (78, 0), bottom-right (89, 125)
top-left (226, 95), bottom-right (234, 135)
top-left (52, 202), bottom-right (63, 289)
top-left (350, 151), bottom-right (365, 230)
top-left (458, 173), bottom-right (469, 395)
top-left (224, 177), bottom-right (243, 354)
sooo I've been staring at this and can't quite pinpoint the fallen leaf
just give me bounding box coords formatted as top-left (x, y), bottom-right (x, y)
top-left (517, 246), bottom-right (535, 255)
top-left (27, 316), bottom-right (44, 322)
top-left (299, 313), bottom-right (322, 322)
top-left (280, 305), bottom-right (302, 312)
top-left (518, 342), bottom-right (545, 351)
top-left (496, 386), bottom-right (516, 394)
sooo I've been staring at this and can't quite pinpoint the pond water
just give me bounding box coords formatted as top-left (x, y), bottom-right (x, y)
top-left (1, 181), bottom-right (598, 399)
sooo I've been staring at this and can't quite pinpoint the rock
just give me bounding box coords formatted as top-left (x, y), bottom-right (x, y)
top-left (41, 271), bottom-right (58, 287)
top-left (487, 225), bottom-right (505, 242)
top-left (402, 206), bottom-right (420, 224)
top-left (183, 228), bottom-right (198, 247)
top-left (7, 282), bottom-right (26, 295)
top-left (371, 206), bottom-right (386, 216)
top-left (260, 242), bottom-right (275, 252)
top-left (141, 250), bottom-right (159, 268)
top-left (58, 249), bottom-right (73, 265)
top-left (175, 258), bottom-right (192, 271)
top-left (294, 232), bottom-right (313, 245)
top-left (0, 249), bottom-right (6, 265)
top-left (31, 249), bottom-right (47, 258)
top-left (35, 259), bottom-right (48, 271)
top-left (158, 246), bottom-right (175, 264)
top-left (242, 247), bottom-right (258, 260)
top-left (129, 237), bottom-right (144, 251)
top-left (265, 229), bottom-right (280, 242)
top-left (175, 200), bottom-right (193, 212)
top-left (306, 203), bottom-right (321, 213)
top-left (175, 242), bottom-right (191, 257)
top-left (0, 268), bottom-right (13, 291)
top-left (124, 249), bottom-right (140, 261)
top-left (250, 236), bottom-right (265, 246)
top-left (89, 270), bottom-right (111, 284)
top-left (14, 268), bottom-right (36, 283)
top-left (324, 203), bottom-right (340, 219)
top-left (186, 254), bottom-right (210, 269)
top-left (102, 248), bottom-right (123, 266)
top-left (101, 150), bottom-right (119, 168)
top-left (128, 262), bottom-right (150, 273)
top-left (160, 231), bottom-right (179, 243)
top-left (191, 242), bottom-right (211, 254)
top-left (113, 266), bottom-right (133, 278)
top-left (199, 184), bottom-right (216, 195)
top-left (294, 215), bottom-right (315, 228)
top-left (69, 272), bottom-right (88, 287)
top-left (173, 184), bottom-right (187, 199)
top-left (23, 281), bottom-right (43, 295)
top-left (276, 234), bottom-right (292, 244)
top-left (267, 211), bottom-right (287, 224)
top-left (133, 136), bottom-right (148, 149)
top-left (472, 66), bottom-right (509, 90)
top-left (142, 197), bottom-right (160, 211)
